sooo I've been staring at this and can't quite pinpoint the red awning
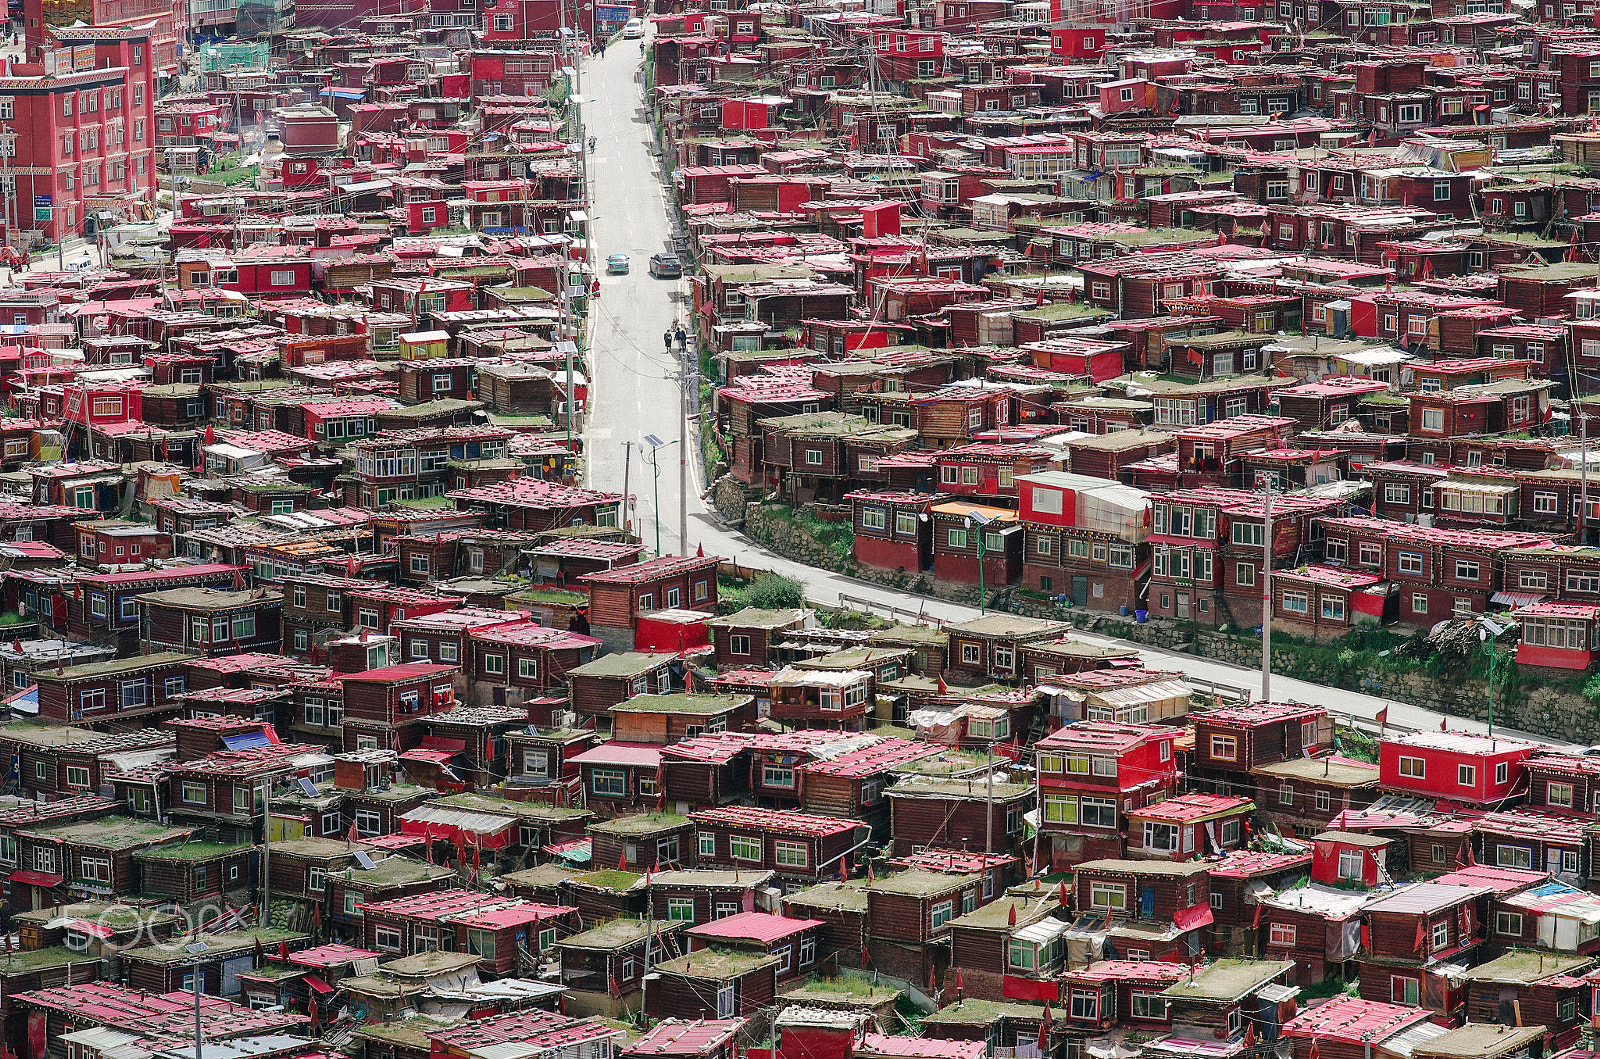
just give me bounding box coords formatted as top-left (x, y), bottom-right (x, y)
top-left (399, 749), bottom-right (457, 765)
top-left (304, 974), bottom-right (334, 994)
top-left (7, 870), bottom-right (62, 888)
top-left (1173, 903), bottom-right (1215, 932)
top-left (419, 737), bottom-right (467, 752)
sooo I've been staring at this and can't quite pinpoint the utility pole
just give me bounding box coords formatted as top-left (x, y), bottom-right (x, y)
top-left (678, 333), bottom-right (688, 555)
top-left (193, 961), bottom-right (203, 1059)
top-left (260, 780), bottom-right (271, 928)
top-left (1261, 483), bottom-right (1274, 703)
top-left (1582, 406), bottom-right (1590, 546)
top-left (622, 440), bottom-right (632, 533)
top-left (984, 743), bottom-right (993, 857)
top-left (186, 941), bottom-right (211, 1059)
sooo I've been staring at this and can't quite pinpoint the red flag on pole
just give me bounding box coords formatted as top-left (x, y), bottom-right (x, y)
top-left (1414, 917), bottom-right (1426, 951)
top-left (1376, 706), bottom-right (1388, 726)
top-left (937, 676), bottom-right (948, 695)
top-left (1038, 1005), bottom-right (1051, 1053)
top-left (1008, 903), bottom-right (1017, 926)
top-left (619, 850), bottom-right (628, 871)
top-left (1309, 1040), bottom-right (1321, 1059)
top-left (1440, 716), bottom-right (1448, 731)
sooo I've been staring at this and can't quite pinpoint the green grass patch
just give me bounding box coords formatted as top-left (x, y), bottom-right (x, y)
top-left (718, 571), bottom-right (805, 613)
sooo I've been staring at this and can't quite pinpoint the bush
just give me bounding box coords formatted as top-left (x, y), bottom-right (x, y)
top-left (1582, 671), bottom-right (1600, 706)
top-left (743, 572), bottom-right (805, 610)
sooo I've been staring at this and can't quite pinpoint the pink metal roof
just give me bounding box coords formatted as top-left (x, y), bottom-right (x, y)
top-left (288, 943), bottom-right (386, 968)
top-left (77, 563), bottom-right (241, 586)
top-left (685, 911), bottom-right (824, 944)
top-left (1207, 850), bottom-right (1313, 878)
top-left (569, 742), bottom-right (664, 767)
top-left (859, 1035), bottom-right (985, 1059)
top-left (472, 622), bottom-right (602, 650)
top-left (364, 889), bottom-right (574, 924)
top-left (1037, 720), bottom-right (1170, 753)
top-left (1128, 794), bottom-right (1253, 823)
top-left (1281, 996), bottom-right (1432, 1043)
top-left (892, 849), bottom-right (1019, 874)
top-left (1064, 960), bottom-right (1190, 984)
top-left (1276, 565), bottom-right (1386, 590)
top-left (692, 805), bottom-right (862, 838)
top-left (800, 738), bottom-right (940, 777)
top-left (1429, 865), bottom-right (1547, 894)
top-left (623, 1021), bottom-right (744, 1058)
top-left (338, 662), bottom-right (458, 682)
top-left (581, 554), bottom-right (720, 584)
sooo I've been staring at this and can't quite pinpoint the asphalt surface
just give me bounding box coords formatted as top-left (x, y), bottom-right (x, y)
top-left (582, 35), bottom-right (695, 557)
top-left (577, 40), bottom-right (1573, 749)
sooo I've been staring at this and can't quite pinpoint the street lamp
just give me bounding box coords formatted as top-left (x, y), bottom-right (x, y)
top-left (644, 434), bottom-right (677, 557)
top-left (966, 510), bottom-right (993, 616)
top-left (1478, 616), bottom-right (1506, 738)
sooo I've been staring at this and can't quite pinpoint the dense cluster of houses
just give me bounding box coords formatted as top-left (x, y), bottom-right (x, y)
top-left (12, 586), bottom-right (1600, 1059)
top-left (41, 0), bottom-right (1600, 1054)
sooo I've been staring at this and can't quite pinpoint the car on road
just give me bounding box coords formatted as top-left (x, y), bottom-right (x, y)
top-left (606, 253), bottom-right (630, 274)
top-left (623, 17), bottom-right (644, 36)
top-left (648, 252), bottom-right (682, 278)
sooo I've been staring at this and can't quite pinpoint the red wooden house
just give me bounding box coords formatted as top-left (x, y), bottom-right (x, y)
top-left (1035, 722), bottom-right (1180, 870)
top-left (1515, 602), bottom-right (1600, 673)
top-left (690, 806), bottom-right (866, 886)
top-left (1378, 731), bottom-right (1541, 809)
top-left (1357, 882), bottom-right (1485, 1015)
top-left (847, 492), bottom-right (939, 575)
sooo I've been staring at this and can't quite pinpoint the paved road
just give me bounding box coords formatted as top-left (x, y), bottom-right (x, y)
top-left (581, 35), bottom-right (695, 557)
top-left (576, 43), bottom-right (1571, 749)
